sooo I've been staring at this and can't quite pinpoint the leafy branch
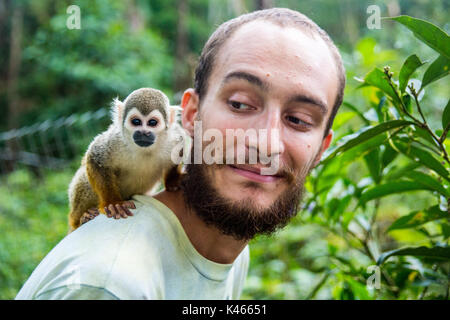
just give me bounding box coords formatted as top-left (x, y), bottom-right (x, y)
top-left (383, 67), bottom-right (450, 165)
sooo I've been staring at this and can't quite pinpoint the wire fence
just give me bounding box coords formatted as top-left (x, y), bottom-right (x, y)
top-left (0, 108), bottom-right (111, 180)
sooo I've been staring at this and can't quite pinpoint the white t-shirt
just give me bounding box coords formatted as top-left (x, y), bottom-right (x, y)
top-left (15, 195), bottom-right (249, 300)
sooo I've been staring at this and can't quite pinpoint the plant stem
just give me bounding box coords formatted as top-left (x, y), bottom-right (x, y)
top-left (347, 228), bottom-right (399, 296)
top-left (305, 270), bottom-right (331, 300)
top-left (440, 125), bottom-right (449, 143)
top-left (383, 67), bottom-right (450, 166)
top-left (411, 91), bottom-right (450, 165)
top-left (383, 68), bottom-right (421, 124)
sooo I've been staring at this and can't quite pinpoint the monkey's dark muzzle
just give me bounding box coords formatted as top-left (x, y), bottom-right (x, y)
top-left (133, 131), bottom-right (155, 147)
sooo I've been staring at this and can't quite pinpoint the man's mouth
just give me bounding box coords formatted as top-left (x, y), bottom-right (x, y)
top-left (228, 164), bottom-right (283, 183)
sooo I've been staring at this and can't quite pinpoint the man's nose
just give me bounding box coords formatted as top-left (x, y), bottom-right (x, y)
top-left (248, 108), bottom-right (285, 157)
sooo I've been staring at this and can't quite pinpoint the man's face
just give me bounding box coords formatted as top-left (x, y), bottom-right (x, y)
top-left (181, 20), bottom-right (338, 239)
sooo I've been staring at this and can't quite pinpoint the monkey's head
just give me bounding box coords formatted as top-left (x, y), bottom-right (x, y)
top-left (112, 88), bottom-right (178, 150)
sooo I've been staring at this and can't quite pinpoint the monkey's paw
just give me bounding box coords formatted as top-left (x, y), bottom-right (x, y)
top-left (80, 207), bottom-right (101, 225)
top-left (103, 201), bottom-right (136, 220)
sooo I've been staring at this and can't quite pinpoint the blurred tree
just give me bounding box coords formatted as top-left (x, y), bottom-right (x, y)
top-left (174, 0), bottom-right (190, 94)
top-left (255, 0), bottom-right (273, 10)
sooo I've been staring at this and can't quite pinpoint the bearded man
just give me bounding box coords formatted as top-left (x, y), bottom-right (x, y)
top-left (16, 7), bottom-right (345, 300)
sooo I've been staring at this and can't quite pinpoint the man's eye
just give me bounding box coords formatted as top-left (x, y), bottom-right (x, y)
top-left (286, 115), bottom-right (311, 127)
top-left (131, 118), bottom-right (142, 126)
top-left (228, 100), bottom-right (252, 110)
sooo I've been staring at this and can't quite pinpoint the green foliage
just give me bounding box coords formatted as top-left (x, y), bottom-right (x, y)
top-left (280, 14), bottom-right (449, 299)
top-left (0, 168), bottom-right (72, 299)
top-left (387, 16), bottom-right (450, 58)
top-left (245, 13), bottom-right (449, 300)
top-left (377, 246), bottom-right (450, 265)
top-left (3, 0), bottom-right (174, 128)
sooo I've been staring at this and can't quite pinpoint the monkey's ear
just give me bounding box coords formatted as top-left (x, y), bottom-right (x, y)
top-left (111, 97), bottom-right (124, 126)
top-left (168, 105), bottom-right (182, 126)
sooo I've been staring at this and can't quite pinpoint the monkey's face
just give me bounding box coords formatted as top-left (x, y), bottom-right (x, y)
top-left (123, 107), bottom-right (167, 148)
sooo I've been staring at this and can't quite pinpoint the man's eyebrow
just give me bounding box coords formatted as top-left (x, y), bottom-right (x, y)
top-left (289, 94), bottom-right (328, 115)
top-left (222, 70), bottom-right (328, 115)
top-left (221, 71), bottom-right (270, 91)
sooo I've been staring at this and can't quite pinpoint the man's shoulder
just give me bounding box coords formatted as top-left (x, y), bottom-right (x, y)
top-left (63, 195), bottom-right (178, 278)
top-left (17, 196), bottom-right (175, 299)
top-left (68, 195), bottom-right (175, 257)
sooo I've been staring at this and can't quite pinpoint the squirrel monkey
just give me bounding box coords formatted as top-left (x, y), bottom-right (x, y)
top-left (68, 88), bottom-right (185, 232)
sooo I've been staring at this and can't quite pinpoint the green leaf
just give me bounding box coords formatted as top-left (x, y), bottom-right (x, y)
top-left (334, 195), bottom-right (352, 220)
top-left (384, 162), bottom-right (421, 181)
top-left (414, 126), bottom-right (440, 150)
top-left (421, 55), bottom-right (450, 89)
top-left (322, 120), bottom-right (413, 165)
top-left (336, 134), bottom-right (388, 167)
top-left (381, 143), bottom-right (398, 168)
top-left (332, 111), bottom-right (357, 131)
top-left (363, 68), bottom-right (401, 106)
top-left (388, 16), bottom-right (450, 59)
top-left (388, 205), bottom-right (449, 232)
top-left (344, 277), bottom-right (372, 300)
top-left (443, 99), bottom-right (450, 130)
top-left (399, 54), bottom-right (425, 92)
top-left (360, 180), bottom-right (435, 205)
top-left (376, 96), bottom-right (387, 122)
top-left (342, 102), bottom-right (370, 125)
top-left (394, 141), bottom-right (450, 182)
top-left (364, 148), bottom-right (381, 184)
top-left (442, 223), bottom-right (450, 240)
top-left (402, 94), bottom-right (413, 114)
top-left (377, 245), bottom-right (450, 265)
top-left (342, 211), bottom-right (355, 231)
top-left (404, 170), bottom-right (450, 197)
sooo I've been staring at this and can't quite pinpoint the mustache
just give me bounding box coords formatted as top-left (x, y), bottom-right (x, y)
top-left (212, 161), bottom-right (309, 186)
top-left (185, 142), bottom-right (317, 185)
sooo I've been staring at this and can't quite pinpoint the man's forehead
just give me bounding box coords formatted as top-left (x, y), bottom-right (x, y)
top-left (215, 20), bottom-right (333, 66)
top-left (210, 20), bottom-right (338, 113)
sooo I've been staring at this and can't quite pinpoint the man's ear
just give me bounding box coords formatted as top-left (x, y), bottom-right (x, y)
top-left (181, 88), bottom-right (199, 138)
top-left (313, 130), bottom-right (333, 167)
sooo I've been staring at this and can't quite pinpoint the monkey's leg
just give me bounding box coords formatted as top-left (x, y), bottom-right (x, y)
top-left (68, 209), bottom-right (83, 232)
top-left (86, 156), bottom-right (124, 212)
top-left (68, 166), bottom-right (99, 231)
top-left (80, 207), bottom-right (101, 225)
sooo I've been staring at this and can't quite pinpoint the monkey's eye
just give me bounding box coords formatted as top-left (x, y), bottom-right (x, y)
top-left (148, 119), bottom-right (158, 127)
top-left (131, 118), bottom-right (142, 126)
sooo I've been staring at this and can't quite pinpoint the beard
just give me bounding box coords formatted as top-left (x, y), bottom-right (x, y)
top-left (179, 149), bottom-right (314, 241)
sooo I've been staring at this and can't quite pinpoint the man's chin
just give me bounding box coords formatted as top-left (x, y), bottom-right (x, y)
top-left (217, 186), bottom-right (285, 211)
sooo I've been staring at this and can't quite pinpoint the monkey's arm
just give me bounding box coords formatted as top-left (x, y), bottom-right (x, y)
top-left (83, 148), bottom-right (135, 221)
top-left (79, 200), bottom-right (135, 226)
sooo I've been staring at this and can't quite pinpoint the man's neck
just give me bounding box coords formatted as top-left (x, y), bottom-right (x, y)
top-left (152, 189), bottom-right (248, 264)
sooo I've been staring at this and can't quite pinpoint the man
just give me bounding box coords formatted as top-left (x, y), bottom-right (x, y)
top-left (16, 7), bottom-right (345, 300)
